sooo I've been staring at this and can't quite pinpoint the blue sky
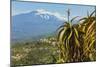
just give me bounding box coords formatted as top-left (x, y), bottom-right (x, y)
top-left (12, 1), bottom-right (95, 19)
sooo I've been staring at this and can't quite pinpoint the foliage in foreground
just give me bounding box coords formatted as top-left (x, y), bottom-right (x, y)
top-left (57, 10), bottom-right (96, 63)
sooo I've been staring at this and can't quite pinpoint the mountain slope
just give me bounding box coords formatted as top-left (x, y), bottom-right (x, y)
top-left (12, 9), bottom-right (65, 41)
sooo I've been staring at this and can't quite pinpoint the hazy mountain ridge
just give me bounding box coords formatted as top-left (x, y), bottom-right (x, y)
top-left (12, 10), bottom-right (65, 41)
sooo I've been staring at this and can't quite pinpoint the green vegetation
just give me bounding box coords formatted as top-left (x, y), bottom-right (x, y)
top-left (57, 10), bottom-right (96, 63)
top-left (11, 10), bottom-right (96, 66)
top-left (11, 37), bottom-right (59, 66)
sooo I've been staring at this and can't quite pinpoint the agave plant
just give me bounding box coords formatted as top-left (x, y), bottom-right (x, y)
top-left (57, 10), bottom-right (96, 63)
top-left (78, 10), bottom-right (96, 61)
top-left (57, 9), bottom-right (81, 63)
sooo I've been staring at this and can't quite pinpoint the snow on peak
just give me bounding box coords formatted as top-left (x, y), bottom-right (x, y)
top-left (34, 9), bottom-right (67, 21)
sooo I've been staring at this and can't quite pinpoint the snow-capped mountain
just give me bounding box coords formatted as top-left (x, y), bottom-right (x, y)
top-left (12, 9), bottom-right (66, 41)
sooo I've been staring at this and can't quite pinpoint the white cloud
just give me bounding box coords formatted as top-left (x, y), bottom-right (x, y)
top-left (35, 9), bottom-right (67, 21)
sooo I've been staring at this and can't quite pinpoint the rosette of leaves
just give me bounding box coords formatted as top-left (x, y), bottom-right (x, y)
top-left (56, 10), bottom-right (96, 63)
top-left (78, 10), bottom-right (96, 61)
